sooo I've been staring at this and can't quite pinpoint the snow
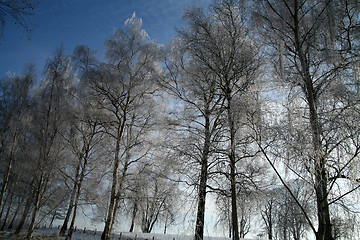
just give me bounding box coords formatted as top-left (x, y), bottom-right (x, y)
top-left (32, 228), bottom-right (257, 240)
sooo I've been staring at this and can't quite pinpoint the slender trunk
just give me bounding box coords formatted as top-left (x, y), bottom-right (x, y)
top-left (268, 205), bottom-right (273, 240)
top-left (59, 161), bottom-right (81, 236)
top-left (1, 188), bottom-right (14, 230)
top-left (15, 180), bottom-right (34, 235)
top-left (49, 211), bottom-right (57, 228)
top-left (27, 173), bottom-right (44, 239)
top-left (66, 153), bottom-right (88, 240)
top-left (0, 131), bottom-right (18, 214)
top-left (129, 202), bottom-right (138, 232)
top-left (308, 95), bottom-right (333, 240)
top-left (65, 178), bottom-right (82, 240)
top-left (239, 216), bottom-right (245, 238)
top-left (65, 194), bottom-right (80, 240)
top-left (148, 199), bottom-right (164, 234)
top-left (230, 162), bottom-right (239, 240)
top-left (8, 197), bottom-right (22, 230)
top-left (101, 111), bottom-right (127, 240)
top-left (101, 138), bottom-right (121, 240)
top-left (0, 188), bottom-right (11, 219)
top-left (228, 218), bottom-right (232, 239)
top-left (163, 217), bottom-right (167, 235)
top-left (110, 162), bottom-right (129, 232)
top-left (59, 191), bottom-right (75, 235)
top-left (14, 197), bottom-right (31, 235)
top-left (227, 94), bottom-right (240, 240)
top-left (194, 114), bottom-right (211, 240)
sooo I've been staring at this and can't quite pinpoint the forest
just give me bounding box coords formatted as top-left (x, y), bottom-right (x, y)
top-left (0, 0), bottom-right (359, 240)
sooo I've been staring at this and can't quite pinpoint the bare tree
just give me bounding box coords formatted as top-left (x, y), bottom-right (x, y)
top-left (138, 167), bottom-right (179, 234)
top-left (77, 13), bottom-right (161, 240)
top-left (0, 66), bottom-right (35, 216)
top-left (55, 47), bottom-right (105, 240)
top-left (161, 33), bottom-right (224, 240)
top-left (251, 1), bottom-right (360, 239)
top-left (25, 48), bottom-right (74, 239)
top-left (261, 193), bottom-right (276, 240)
top-left (179, 1), bottom-right (260, 239)
top-left (274, 181), bottom-right (314, 240)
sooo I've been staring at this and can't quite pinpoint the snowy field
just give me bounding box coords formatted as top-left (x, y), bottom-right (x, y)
top-left (5, 228), bottom-right (257, 240)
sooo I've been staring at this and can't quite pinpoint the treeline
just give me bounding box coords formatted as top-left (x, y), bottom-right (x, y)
top-left (0, 1), bottom-right (359, 240)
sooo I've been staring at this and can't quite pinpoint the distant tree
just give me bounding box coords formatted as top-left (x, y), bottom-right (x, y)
top-left (214, 148), bottom-right (268, 239)
top-left (275, 181), bottom-right (314, 240)
top-left (138, 167), bottom-right (179, 234)
top-left (261, 193), bottom-right (276, 240)
top-left (0, 0), bottom-right (38, 40)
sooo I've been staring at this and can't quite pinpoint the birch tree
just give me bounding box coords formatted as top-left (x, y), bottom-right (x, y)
top-left (0, 66), bottom-right (34, 217)
top-left (56, 46), bottom-right (104, 240)
top-left (138, 166), bottom-right (179, 234)
top-left (252, 1), bottom-right (360, 239)
top-left (59, 87), bottom-right (104, 240)
top-left (179, 1), bottom-right (260, 239)
top-left (161, 37), bottom-right (224, 240)
top-left (79, 13), bottom-right (161, 240)
top-left (25, 48), bottom-right (74, 239)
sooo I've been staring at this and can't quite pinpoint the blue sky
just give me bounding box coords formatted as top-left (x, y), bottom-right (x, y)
top-left (0, 0), bottom-right (212, 78)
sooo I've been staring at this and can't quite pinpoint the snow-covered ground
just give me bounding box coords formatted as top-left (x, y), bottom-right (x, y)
top-left (32, 228), bottom-right (257, 240)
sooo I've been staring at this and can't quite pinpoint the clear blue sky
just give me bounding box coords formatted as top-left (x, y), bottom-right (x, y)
top-left (0, 0), bottom-right (212, 78)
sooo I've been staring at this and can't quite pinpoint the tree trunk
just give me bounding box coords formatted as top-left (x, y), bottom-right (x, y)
top-left (49, 211), bottom-right (57, 228)
top-left (65, 180), bottom-right (81, 240)
top-left (15, 181), bottom-right (34, 235)
top-left (27, 172), bottom-right (45, 239)
top-left (129, 202), bottom-right (138, 232)
top-left (101, 141), bottom-right (121, 240)
top-left (8, 197), bottom-right (22, 230)
top-left (59, 160), bottom-right (81, 236)
top-left (109, 162), bottom-right (128, 233)
top-left (0, 131), bottom-right (17, 215)
top-left (308, 92), bottom-right (333, 240)
top-left (66, 153), bottom-right (88, 240)
top-left (194, 164), bottom-right (207, 240)
top-left (268, 206), bottom-right (273, 240)
top-left (59, 192), bottom-right (75, 235)
top-left (101, 113), bottom-right (127, 240)
top-left (101, 144), bottom-right (121, 240)
top-left (228, 218), bottom-right (232, 239)
top-left (230, 162), bottom-right (239, 240)
top-left (194, 114), bottom-right (210, 240)
top-left (0, 188), bottom-right (11, 220)
top-left (65, 201), bottom-right (79, 240)
top-left (227, 94), bottom-right (240, 240)
top-left (1, 188), bottom-right (14, 230)
top-left (14, 197), bottom-right (31, 235)
top-left (163, 217), bottom-right (167, 235)
top-left (292, 1), bottom-right (334, 237)
top-left (239, 217), bottom-right (245, 239)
